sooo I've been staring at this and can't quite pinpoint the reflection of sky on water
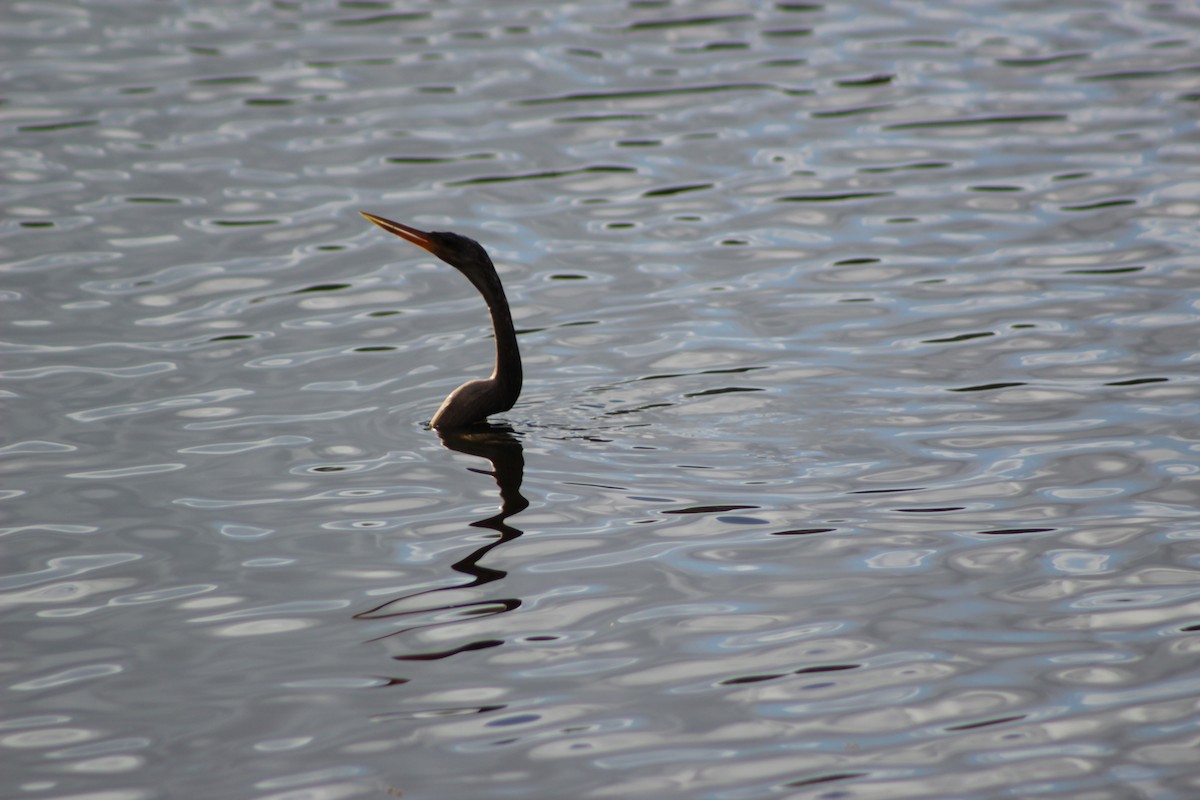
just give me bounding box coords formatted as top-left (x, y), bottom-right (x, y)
top-left (3, 0), bottom-right (1200, 797)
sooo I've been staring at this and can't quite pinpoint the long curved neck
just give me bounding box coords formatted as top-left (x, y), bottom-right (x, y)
top-left (484, 282), bottom-right (522, 411)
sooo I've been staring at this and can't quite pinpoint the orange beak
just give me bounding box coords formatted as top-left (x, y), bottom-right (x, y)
top-left (360, 211), bottom-right (446, 259)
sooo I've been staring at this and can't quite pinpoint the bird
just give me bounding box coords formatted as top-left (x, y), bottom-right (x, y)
top-left (360, 211), bottom-right (522, 429)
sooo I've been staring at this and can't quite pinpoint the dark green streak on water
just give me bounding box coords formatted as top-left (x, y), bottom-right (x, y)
top-left (387, 153), bottom-right (494, 165)
top-left (683, 387), bottom-right (764, 398)
top-left (923, 332), bottom-right (995, 344)
top-left (636, 366), bottom-right (767, 384)
top-left (1061, 198), bottom-right (1136, 211)
top-left (619, 14), bottom-right (754, 31)
top-left (332, 12), bottom-right (429, 26)
top-left (447, 165), bottom-right (636, 187)
top-left (835, 74), bottom-right (893, 86)
top-left (641, 183), bottom-right (713, 198)
top-left (1105, 377), bottom-right (1168, 386)
top-left (777, 192), bottom-right (892, 202)
top-left (885, 114), bottom-right (1068, 130)
top-left (858, 161), bottom-right (950, 173)
top-left (518, 83), bottom-right (812, 106)
top-left (811, 104), bottom-right (892, 118)
top-left (293, 283), bottom-right (351, 295)
top-left (1066, 266), bottom-right (1144, 275)
top-left (948, 382), bottom-right (1026, 392)
top-left (191, 76), bottom-right (258, 86)
top-left (1078, 65), bottom-right (1200, 81)
top-left (18, 120), bottom-right (99, 132)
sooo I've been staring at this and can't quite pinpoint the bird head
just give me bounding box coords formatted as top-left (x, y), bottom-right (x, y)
top-left (360, 212), bottom-right (500, 297)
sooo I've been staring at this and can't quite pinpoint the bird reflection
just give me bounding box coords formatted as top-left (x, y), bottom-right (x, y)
top-left (355, 425), bottom-right (527, 655)
top-left (434, 425), bottom-right (528, 586)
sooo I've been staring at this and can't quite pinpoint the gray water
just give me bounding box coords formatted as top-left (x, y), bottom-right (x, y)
top-left (4, 2), bottom-right (1200, 798)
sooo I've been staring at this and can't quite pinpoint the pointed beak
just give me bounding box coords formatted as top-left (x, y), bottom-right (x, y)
top-left (360, 211), bottom-right (445, 258)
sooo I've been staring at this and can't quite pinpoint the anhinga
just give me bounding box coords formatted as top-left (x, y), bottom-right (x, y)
top-left (360, 212), bottom-right (522, 429)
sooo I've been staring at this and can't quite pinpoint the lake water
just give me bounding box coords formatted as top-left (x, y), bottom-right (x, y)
top-left (4, 2), bottom-right (1200, 798)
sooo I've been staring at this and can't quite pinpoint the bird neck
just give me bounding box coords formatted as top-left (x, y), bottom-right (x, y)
top-left (486, 285), bottom-right (522, 408)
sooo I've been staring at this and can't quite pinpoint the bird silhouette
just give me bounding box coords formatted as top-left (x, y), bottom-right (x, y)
top-left (360, 212), bottom-right (521, 428)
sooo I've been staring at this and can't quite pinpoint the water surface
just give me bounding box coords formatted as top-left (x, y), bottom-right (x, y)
top-left (4, 1), bottom-right (1200, 798)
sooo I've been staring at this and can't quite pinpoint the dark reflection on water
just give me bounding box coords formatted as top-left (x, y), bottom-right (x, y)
top-left (358, 426), bottom-right (528, 661)
top-left (4, 0), bottom-right (1200, 798)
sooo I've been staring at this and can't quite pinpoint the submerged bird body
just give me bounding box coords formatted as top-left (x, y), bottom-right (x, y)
top-left (360, 212), bottom-right (521, 429)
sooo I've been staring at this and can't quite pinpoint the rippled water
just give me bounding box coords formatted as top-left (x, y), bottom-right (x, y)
top-left (5, 1), bottom-right (1200, 798)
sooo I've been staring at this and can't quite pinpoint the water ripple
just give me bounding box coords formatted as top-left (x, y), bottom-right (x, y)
top-left (3, 1), bottom-right (1199, 798)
